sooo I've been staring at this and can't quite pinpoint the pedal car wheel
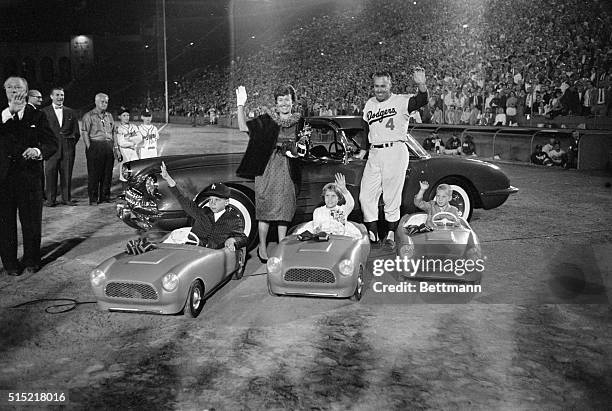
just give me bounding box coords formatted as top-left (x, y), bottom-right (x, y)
top-left (233, 248), bottom-right (246, 280)
top-left (350, 266), bottom-right (364, 301)
top-left (184, 280), bottom-right (205, 318)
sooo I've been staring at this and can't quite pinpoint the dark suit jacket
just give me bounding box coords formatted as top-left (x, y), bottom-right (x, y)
top-left (0, 104), bottom-right (57, 184)
top-left (41, 105), bottom-right (80, 145)
top-left (169, 186), bottom-right (248, 249)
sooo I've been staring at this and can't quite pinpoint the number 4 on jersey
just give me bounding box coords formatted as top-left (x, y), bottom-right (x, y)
top-left (385, 118), bottom-right (395, 130)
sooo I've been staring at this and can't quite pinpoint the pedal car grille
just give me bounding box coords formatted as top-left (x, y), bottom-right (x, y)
top-left (105, 282), bottom-right (159, 300)
top-left (284, 268), bottom-right (335, 283)
top-left (125, 189), bottom-right (158, 213)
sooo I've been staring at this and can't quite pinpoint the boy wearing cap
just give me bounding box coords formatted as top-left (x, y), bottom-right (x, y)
top-left (160, 162), bottom-right (247, 250)
top-left (138, 109), bottom-right (159, 159)
top-left (116, 107), bottom-right (141, 183)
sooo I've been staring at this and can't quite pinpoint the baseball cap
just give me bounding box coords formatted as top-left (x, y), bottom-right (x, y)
top-left (141, 108), bottom-right (152, 117)
top-left (118, 106), bottom-right (130, 116)
top-left (202, 182), bottom-right (230, 199)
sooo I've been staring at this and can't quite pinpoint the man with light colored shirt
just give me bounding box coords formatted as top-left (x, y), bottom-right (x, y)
top-left (0, 77), bottom-right (56, 276)
top-left (81, 93), bottom-right (116, 205)
top-left (42, 87), bottom-right (81, 206)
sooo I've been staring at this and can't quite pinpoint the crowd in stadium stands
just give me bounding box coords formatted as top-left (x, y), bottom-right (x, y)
top-left (150, 0), bottom-right (612, 125)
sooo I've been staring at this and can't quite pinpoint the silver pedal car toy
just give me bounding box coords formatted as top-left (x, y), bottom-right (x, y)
top-left (394, 212), bottom-right (483, 284)
top-left (90, 227), bottom-right (246, 318)
top-left (266, 222), bottom-right (370, 301)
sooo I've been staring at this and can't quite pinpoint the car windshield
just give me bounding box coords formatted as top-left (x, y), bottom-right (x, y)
top-left (406, 133), bottom-right (429, 158)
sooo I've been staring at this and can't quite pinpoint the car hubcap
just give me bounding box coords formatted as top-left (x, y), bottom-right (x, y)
top-left (356, 270), bottom-right (363, 295)
top-left (191, 288), bottom-right (201, 309)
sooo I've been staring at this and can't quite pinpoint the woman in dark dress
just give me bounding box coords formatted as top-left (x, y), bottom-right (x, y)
top-left (235, 84), bottom-right (304, 262)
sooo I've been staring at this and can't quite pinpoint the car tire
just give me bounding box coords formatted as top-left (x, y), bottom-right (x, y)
top-left (183, 280), bottom-right (205, 318)
top-left (196, 186), bottom-right (257, 251)
top-left (350, 266), bottom-right (364, 302)
top-left (435, 178), bottom-right (474, 221)
top-left (233, 248), bottom-right (246, 280)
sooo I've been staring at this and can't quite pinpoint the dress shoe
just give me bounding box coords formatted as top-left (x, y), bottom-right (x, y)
top-left (60, 200), bottom-right (78, 206)
top-left (6, 267), bottom-right (22, 276)
top-left (257, 249), bottom-right (268, 264)
top-left (22, 266), bottom-right (40, 275)
top-left (44, 200), bottom-right (56, 207)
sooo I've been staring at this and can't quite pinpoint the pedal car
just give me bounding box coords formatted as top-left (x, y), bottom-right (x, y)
top-left (395, 212), bottom-right (483, 283)
top-left (90, 227), bottom-right (246, 318)
top-left (266, 222), bottom-right (370, 300)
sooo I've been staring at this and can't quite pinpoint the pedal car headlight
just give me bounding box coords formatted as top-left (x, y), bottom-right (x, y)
top-left (162, 272), bottom-right (179, 291)
top-left (90, 269), bottom-right (106, 287)
top-left (145, 175), bottom-right (158, 195)
top-left (339, 259), bottom-right (354, 276)
top-left (267, 257), bottom-right (282, 273)
top-left (399, 237), bottom-right (414, 259)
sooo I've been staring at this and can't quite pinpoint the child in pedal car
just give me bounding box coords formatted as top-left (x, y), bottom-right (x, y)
top-left (414, 181), bottom-right (460, 228)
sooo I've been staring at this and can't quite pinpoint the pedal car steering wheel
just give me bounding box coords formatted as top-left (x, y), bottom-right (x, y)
top-left (185, 231), bottom-right (201, 246)
top-left (328, 141), bottom-right (345, 160)
top-left (431, 212), bottom-right (460, 227)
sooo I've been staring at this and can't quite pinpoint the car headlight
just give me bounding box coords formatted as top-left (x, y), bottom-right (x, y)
top-left (121, 163), bottom-right (132, 181)
top-left (266, 257), bottom-right (282, 274)
top-left (399, 237), bottom-right (414, 259)
top-left (145, 175), bottom-right (158, 196)
top-left (90, 269), bottom-right (106, 287)
top-left (339, 259), bottom-right (354, 276)
top-left (162, 273), bottom-right (179, 292)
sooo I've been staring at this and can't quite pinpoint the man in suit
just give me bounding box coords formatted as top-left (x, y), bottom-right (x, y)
top-left (27, 90), bottom-right (43, 109)
top-left (159, 162), bottom-right (247, 250)
top-left (0, 77), bottom-right (57, 276)
top-left (42, 87), bottom-right (80, 206)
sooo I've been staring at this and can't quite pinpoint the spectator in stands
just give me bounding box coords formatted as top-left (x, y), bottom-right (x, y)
top-left (561, 83), bottom-right (581, 115)
top-left (480, 107), bottom-right (494, 125)
top-left (531, 144), bottom-right (553, 166)
top-left (461, 134), bottom-right (476, 156)
top-left (468, 102), bottom-right (480, 125)
top-left (548, 141), bottom-right (567, 167)
top-left (548, 90), bottom-right (565, 118)
top-left (582, 81), bottom-right (596, 116)
top-left (494, 107), bottom-right (507, 126)
top-left (506, 91), bottom-right (518, 126)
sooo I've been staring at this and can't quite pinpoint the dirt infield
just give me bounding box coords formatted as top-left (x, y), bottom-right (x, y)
top-left (0, 123), bottom-right (611, 409)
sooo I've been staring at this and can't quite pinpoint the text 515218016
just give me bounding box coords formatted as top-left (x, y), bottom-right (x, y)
top-left (1, 390), bottom-right (68, 404)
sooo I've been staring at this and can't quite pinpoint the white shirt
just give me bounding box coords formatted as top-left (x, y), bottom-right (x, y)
top-left (2, 107), bottom-right (24, 122)
top-left (213, 209), bottom-right (225, 222)
top-left (53, 105), bottom-right (63, 126)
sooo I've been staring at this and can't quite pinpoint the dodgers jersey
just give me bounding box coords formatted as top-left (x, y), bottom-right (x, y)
top-left (363, 93), bottom-right (411, 144)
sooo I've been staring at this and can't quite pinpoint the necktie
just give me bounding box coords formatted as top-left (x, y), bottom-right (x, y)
top-left (598, 89), bottom-right (605, 104)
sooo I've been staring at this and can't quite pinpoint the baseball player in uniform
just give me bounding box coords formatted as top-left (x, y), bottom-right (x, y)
top-left (358, 69), bottom-right (428, 247)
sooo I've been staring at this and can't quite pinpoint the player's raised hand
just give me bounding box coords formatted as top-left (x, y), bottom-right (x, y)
top-left (413, 66), bottom-right (426, 85)
top-left (8, 90), bottom-right (27, 114)
top-left (236, 86), bottom-right (247, 106)
top-left (419, 180), bottom-right (429, 190)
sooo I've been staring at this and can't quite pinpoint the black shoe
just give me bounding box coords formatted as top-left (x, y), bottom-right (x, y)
top-left (22, 266), bottom-right (40, 275)
top-left (6, 267), bottom-right (23, 276)
top-left (60, 200), bottom-right (78, 206)
top-left (44, 200), bottom-right (56, 207)
top-left (257, 249), bottom-right (268, 264)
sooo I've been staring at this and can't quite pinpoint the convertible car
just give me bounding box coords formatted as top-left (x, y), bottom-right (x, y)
top-left (90, 228), bottom-right (246, 318)
top-left (266, 222), bottom-right (370, 300)
top-left (117, 116), bottom-right (518, 250)
top-left (394, 212), bottom-right (483, 284)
